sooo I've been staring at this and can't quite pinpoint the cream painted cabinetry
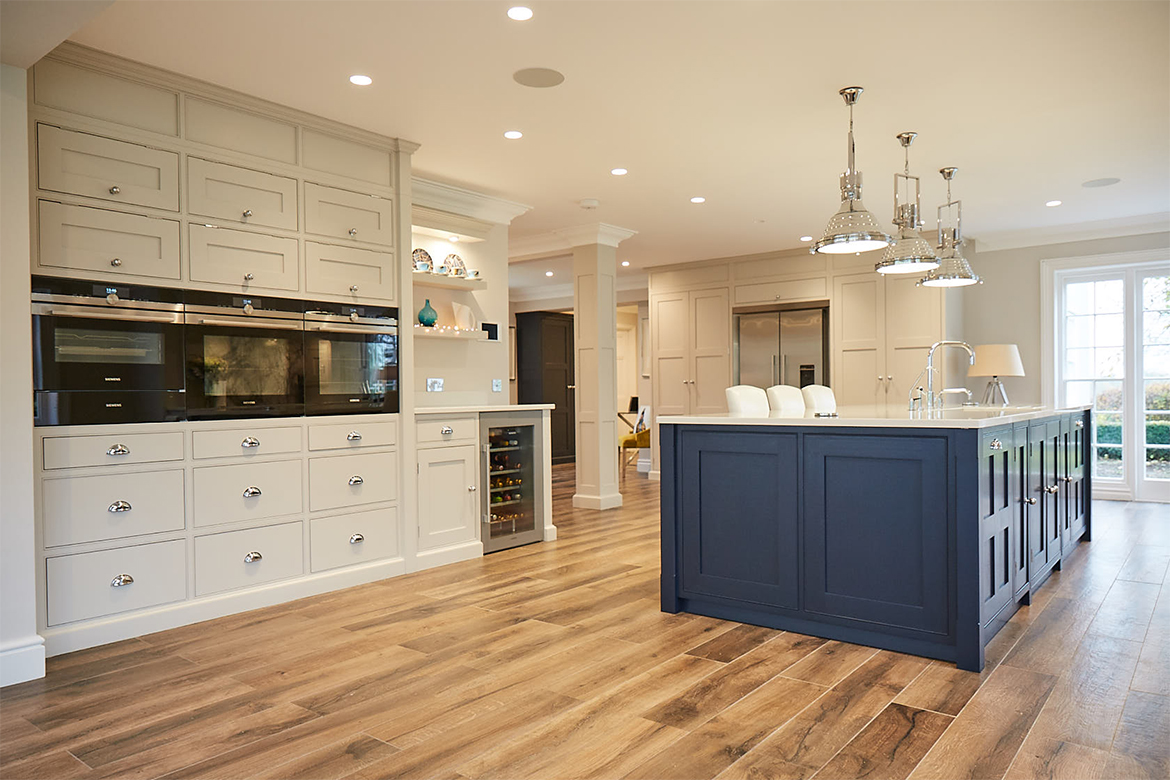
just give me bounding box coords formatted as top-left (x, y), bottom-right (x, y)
top-left (416, 444), bottom-right (480, 552)
top-left (651, 287), bottom-right (731, 417)
top-left (832, 273), bottom-right (951, 407)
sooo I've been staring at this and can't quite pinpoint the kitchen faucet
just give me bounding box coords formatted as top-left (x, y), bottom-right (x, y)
top-left (910, 341), bottom-right (976, 413)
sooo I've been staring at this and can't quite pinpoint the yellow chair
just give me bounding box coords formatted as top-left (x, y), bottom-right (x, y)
top-left (618, 427), bottom-right (650, 478)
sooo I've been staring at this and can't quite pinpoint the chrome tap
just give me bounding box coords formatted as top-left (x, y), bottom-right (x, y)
top-left (924, 341), bottom-right (975, 413)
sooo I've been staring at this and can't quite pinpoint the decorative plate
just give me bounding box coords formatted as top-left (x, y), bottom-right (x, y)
top-left (412, 248), bottom-right (433, 271)
top-left (443, 253), bottom-right (467, 277)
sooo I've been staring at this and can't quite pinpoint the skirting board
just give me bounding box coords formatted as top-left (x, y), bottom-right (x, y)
top-left (0, 637), bottom-right (47, 687)
top-left (413, 540), bottom-right (483, 571)
top-left (41, 556), bottom-right (407, 657)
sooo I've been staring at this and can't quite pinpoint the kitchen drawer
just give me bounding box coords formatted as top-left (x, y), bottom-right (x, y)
top-left (187, 158), bottom-right (298, 230)
top-left (46, 540), bottom-right (186, 626)
top-left (310, 507), bottom-right (398, 572)
top-left (38, 200), bottom-right (180, 280)
top-left (194, 522), bottom-right (303, 596)
top-left (42, 469), bottom-right (185, 548)
top-left (416, 416), bottom-right (478, 447)
top-left (37, 124), bottom-right (179, 212)
top-left (308, 420), bottom-right (396, 451)
top-left (43, 431), bottom-right (184, 470)
top-left (189, 224), bottom-right (299, 291)
top-left (304, 183), bottom-right (394, 246)
top-left (192, 426), bottom-right (302, 460)
top-left (308, 452), bottom-right (397, 512)
top-left (192, 459), bottom-right (303, 527)
top-left (305, 242), bottom-right (395, 301)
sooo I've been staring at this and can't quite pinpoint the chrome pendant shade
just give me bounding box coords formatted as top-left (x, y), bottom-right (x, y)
top-left (813, 87), bottom-right (892, 255)
top-left (875, 132), bottom-right (940, 275)
top-left (920, 167), bottom-right (981, 287)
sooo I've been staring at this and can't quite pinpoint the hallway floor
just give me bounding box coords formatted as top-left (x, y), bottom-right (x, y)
top-left (0, 466), bottom-right (1167, 780)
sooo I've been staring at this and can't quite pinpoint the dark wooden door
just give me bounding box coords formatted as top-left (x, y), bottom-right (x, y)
top-left (516, 312), bottom-right (575, 463)
top-left (678, 428), bottom-right (799, 609)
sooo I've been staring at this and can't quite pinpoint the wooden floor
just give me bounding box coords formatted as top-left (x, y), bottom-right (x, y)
top-left (2, 465), bottom-right (1168, 780)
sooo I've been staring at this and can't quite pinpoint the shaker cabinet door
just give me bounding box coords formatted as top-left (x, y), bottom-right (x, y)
top-left (305, 242), bottom-right (395, 302)
top-left (417, 445), bottom-right (478, 551)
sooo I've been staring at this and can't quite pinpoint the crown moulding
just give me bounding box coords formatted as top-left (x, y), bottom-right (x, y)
top-left (509, 222), bottom-right (638, 260)
top-left (412, 178), bottom-right (531, 226)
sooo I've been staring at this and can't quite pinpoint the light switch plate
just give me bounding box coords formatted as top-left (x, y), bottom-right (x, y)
top-left (492, 379), bottom-right (503, 393)
top-left (426, 378), bottom-right (444, 392)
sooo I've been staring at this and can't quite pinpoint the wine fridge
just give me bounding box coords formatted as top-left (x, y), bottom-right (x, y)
top-left (481, 411), bottom-right (547, 553)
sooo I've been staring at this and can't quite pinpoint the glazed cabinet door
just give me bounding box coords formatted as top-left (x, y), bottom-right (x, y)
top-left (1012, 426), bottom-right (1030, 598)
top-left (417, 445), bottom-right (479, 551)
top-left (1064, 414), bottom-right (1088, 552)
top-left (979, 429), bottom-right (1015, 625)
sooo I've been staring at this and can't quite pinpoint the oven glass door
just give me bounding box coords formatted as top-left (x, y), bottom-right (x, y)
top-left (306, 328), bottom-right (398, 414)
top-left (186, 319), bottom-right (304, 417)
top-left (33, 309), bottom-right (184, 392)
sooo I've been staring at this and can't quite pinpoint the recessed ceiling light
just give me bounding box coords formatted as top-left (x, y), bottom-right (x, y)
top-left (504, 130), bottom-right (523, 140)
top-left (1083, 177), bottom-right (1121, 188)
top-left (1046, 200), bottom-right (1062, 207)
top-left (449, 236), bottom-right (459, 242)
top-left (507, 6), bottom-right (533, 21)
top-left (621, 261), bottom-right (630, 267)
top-left (690, 196), bottom-right (706, 204)
top-left (800, 235), bottom-right (814, 242)
top-left (349, 75), bottom-right (373, 86)
top-left (611, 168), bottom-right (628, 176)
top-left (545, 270), bottom-right (554, 277)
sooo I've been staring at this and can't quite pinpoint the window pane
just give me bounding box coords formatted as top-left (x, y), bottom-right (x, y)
top-left (1145, 405), bottom-right (1170, 480)
top-left (1144, 311), bottom-right (1170, 345)
top-left (1095, 446), bottom-right (1123, 479)
top-left (1096, 280), bottom-right (1125, 314)
top-left (1146, 380), bottom-right (1170, 411)
top-left (1095, 347), bottom-right (1125, 378)
top-left (1095, 314), bottom-right (1124, 347)
top-left (1066, 348), bottom-right (1094, 379)
top-left (1145, 345), bottom-right (1170, 379)
top-left (1096, 411), bottom-right (1123, 444)
top-left (1143, 275), bottom-right (1170, 312)
top-left (1096, 381), bottom-right (1124, 410)
top-left (1065, 380), bottom-right (1095, 406)
top-left (1066, 282), bottom-right (1094, 316)
top-left (1067, 315), bottom-right (1095, 348)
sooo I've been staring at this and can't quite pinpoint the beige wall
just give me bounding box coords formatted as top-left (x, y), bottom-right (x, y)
top-left (962, 231), bottom-right (1170, 405)
top-left (0, 64), bottom-right (44, 685)
top-left (413, 225), bottom-right (511, 407)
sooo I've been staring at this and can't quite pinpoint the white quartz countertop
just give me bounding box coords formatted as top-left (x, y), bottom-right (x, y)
top-left (415, 403), bottom-right (554, 415)
top-left (658, 405), bottom-right (1091, 430)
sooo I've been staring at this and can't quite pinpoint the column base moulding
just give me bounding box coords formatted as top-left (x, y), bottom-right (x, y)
top-left (40, 556), bottom-right (407, 657)
top-left (572, 492), bottom-right (624, 510)
top-left (0, 637), bottom-right (47, 687)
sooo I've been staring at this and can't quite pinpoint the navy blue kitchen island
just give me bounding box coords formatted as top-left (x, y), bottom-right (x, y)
top-left (659, 406), bottom-right (1092, 671)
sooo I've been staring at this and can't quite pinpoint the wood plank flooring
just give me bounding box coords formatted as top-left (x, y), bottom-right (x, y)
top-left (1, 465), bottom-right (1167, 780)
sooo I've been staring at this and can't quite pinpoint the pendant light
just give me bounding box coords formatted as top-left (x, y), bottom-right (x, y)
top-left (920, 167), bottom-right (981, 287)
top-left (812, 87), bottom-right (892, 255)
top-left (875, 132), bottom-right (939, 274)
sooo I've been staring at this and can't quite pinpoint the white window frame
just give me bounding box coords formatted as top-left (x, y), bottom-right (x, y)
top-left (1041, 248), bottom-right (1170, 501)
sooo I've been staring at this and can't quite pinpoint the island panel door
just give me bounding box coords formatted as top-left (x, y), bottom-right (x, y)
top-left (979, 429), bottom-right (1015, 625)
top-left (803, 433), bottom-right (950, 637)
top-left (678, 428), bottom-right (799, 610)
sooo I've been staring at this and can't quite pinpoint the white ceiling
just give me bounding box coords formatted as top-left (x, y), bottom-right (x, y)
top-left (65, 1), bottom-right (1170, 287)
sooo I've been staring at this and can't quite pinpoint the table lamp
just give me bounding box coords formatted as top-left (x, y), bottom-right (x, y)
top-left (969, 344), bottom-right (1025, 406)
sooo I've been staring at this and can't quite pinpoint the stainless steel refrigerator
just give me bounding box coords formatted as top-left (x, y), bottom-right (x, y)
top-left (733, 307), bottom-right (828, 388)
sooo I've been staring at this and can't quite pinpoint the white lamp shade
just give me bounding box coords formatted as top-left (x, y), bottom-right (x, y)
top-left (969, 344), bottom-right (1025, 378)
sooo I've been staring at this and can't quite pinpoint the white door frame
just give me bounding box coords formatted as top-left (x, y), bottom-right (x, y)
top-left (1041, 249), bottom-right (1170, 501)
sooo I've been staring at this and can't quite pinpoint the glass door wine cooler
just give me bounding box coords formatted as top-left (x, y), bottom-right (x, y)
top-left (481, 411), bottom-right (546, 553)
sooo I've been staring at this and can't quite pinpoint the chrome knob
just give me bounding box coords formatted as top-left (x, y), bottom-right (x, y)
top-left (348, 475), bottom-right (364, 486)
top-left (990, 439), bottom-right (1003, 451)
top-left (243, 303), bottom-right (255, 315)
top-left (106, 293), bottom-right (119, 305)
top-left (108, 500), bottom-right (132, 513)
top-left (106, 444), bottom-right (130, 456)
top-left (1025, 497), bottom-right (1038, 505)
top-left (1063, 476), bottom-right (1076, 483)
top-left (348, 228), bottom-right (358, 237)
top-left (887, 375), bottom-right (893, 381)
top-left (1075, 420), bottom-right (1084, 429)
top-left (241, 436), bottom-right (260, 448)
top-left (346, 431), bottom-right (362, 441)
top-left (110, 573), bottom-right (134, 587)
top-left (350, 285), bottom-right (359, 293)
top-left (244, 273), bottom-right (254, 282)
top-left (242, 209), bottom-right (253, 218)
top-left (242, 486), bottom-right (262, 498)
top-left (110, 258), bottom-right (122, 267)
top-left (349, 533), bottom-right (364, 544)
top-left (349, 311), bottom-right (360, 322)
top-left (440, 426), bottom-right (454, 435)
top-left (1045, 484), bottom-right (1060, 494)
top-left (109, 185), bottom-right (121, 195)
top-left (568, 384), bottom-right (577, 389)
top-left (877, 376), bottom-right (883, 382)
top-left (468, 485), bottom-right (477, 492)
top-left (243, 551), bottom-right (263, 563)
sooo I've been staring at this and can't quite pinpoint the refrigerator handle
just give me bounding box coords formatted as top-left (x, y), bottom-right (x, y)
top-left (772, 354), bottom-right (779, 386)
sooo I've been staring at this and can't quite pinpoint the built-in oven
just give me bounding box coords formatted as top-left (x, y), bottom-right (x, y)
top-left (304, 303), bottom-right (398, 415)
top-left (184, 291), bottom-right (304, 419)
top-left (31, 276), bottom-right (185, 426)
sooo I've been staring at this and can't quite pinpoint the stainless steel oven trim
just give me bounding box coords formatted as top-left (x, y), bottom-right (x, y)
top-left (184, 313), bottom-right (305, 331)
top-left (305, 322), bottom-right (397, 335)
top-left (184, 304), bottom-right (304, 321)
top-left (32, 303), bottom-right (184, 324)
top-left (31, 293), bottom-right (184, 313)
top-left (304, 312), bottom-right (398, 328)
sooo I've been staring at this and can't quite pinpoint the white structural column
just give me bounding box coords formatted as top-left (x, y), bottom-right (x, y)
top-left (569, 225), bottom-right (636, 509)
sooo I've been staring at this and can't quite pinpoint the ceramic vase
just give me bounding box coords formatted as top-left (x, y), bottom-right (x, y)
top-left (417, 299), bottom-right (438, 327)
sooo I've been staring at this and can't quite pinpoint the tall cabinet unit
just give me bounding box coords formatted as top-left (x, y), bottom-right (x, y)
top-left (651, 287), bottom-right (731, 418)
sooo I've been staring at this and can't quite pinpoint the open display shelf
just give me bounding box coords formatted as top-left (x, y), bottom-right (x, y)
top-left (412, 272), bottom-right (487, 291)
top-left (412, 326), bottom-right (488, 341)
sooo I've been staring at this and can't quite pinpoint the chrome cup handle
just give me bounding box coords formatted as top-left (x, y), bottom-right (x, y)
top-left (346, 431), bottom-right (362, 442)
top-left (350, 533), bottom-right (364, 544)
top-left (243, 551), bottom-right (263, 563)
top-left (348, 475), bottom-right (364, 486)
top-left (242, 486), bottom-right (262, 498)
top-left (108, 500), bottom-right (132, 513)
top-left (110, 573), bottom-right (134, 587)
top-left (241, 436), bottom-right (261, 448)
top-left (106, 444), bottom-right (130, 456)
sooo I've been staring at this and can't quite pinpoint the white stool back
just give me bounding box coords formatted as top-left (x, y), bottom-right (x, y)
top-left (725, 385), bottom-right (769, 416)
top-left (801, 384), bottom-right (837, 414)
top-left (766, 385), bottom-right (806, 416)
